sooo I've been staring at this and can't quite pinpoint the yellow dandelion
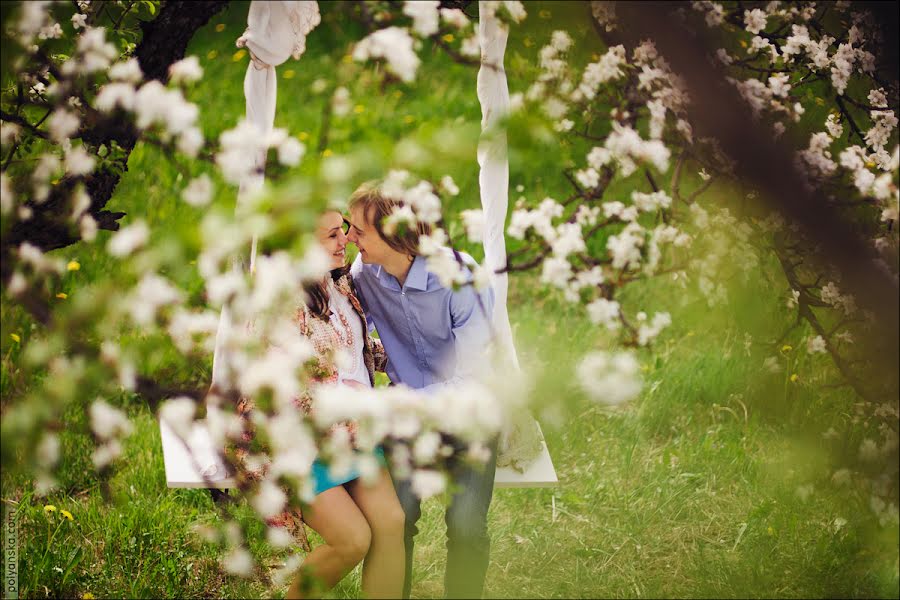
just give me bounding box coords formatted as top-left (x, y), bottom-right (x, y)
top-left (322, 149), bottom-right (333, 157)
top-left (342, 54), bottom-right (353, 64)
top-left (403, 115), bottom-right (415, 124)
top-left (44, 505), bottom-right (57, 513)
top-left (591, 53), bottom-right (600, 61)
top-left (10, 333), bottom-right (20, 343)
top-left (686, 331), bottom-right (695, 337)
top-left (781, 344), bottom-right (792, 353)
top-left (298, 131), bottom-right (309, 141)
top-left (232, 49), bottom-right (247, 62)
top-left (523, 37), bottom-right (533, 48)
top-left (767, 525), bottom-right (775, 535)
top-left (442, 33), bottom-right (455, 43)
top-left (67, 260), bottom-right (80, 271)
top-left (283, 69), bottom-right (295, 79)
top-left (539, 9), bottom-right (552, 18)
top-left (739, 39), bottom-right (748, 48)
top-left (56, 292), bottom-right (68, 299)
top-left (60, 509), bottom-right (73, 521)
top-left (865, 160), bottom-right (876, 168)
top-left (393, 90), bottom-right (403, 99)
top-left (790, 373), bottom-right (799, 383)
top-left (354, 104), bottom-right (365, 114)
top-left (83, 594), bottom-right (95, 600)
top-left (206, 49), bottom-right (218, 60)
top-left (815, 97), bottom-right (825, 106)
top-left (215, 23), bottom-right (225, 32)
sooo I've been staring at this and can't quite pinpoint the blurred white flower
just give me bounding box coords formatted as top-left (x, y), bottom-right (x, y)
top-left (107, 220), bottom-right (149, 257)
top-left (403, 1), bottom-right (440, 37)
top-left (586, 298), bottom-right (620, 330)
top-left (109, 58), bottom-right (143, 83)
top-left (576, 350), bottom-right (642, 405)
top-left (252, 479), bottom-right (287, 519)
top-left (440, 8), bottom-right (470, 29)
top-left (411, 469), bottom-right (446, 499)
top-left (460, 209), bottom-right (485, 243)
top-left (277, 137), bottom-right (305, 166)
top-left (182, 174), bottom-right (214, 207)
top-left (90, 399), bottom-right (133, 440)
top-left (65, 146), bottom-right (95, 176)
top-left (440, 175), bottom-right (460, 196)
top-left (806, 335), bottom-right (827, 354)
top-left (159, 396), bottom-right (197, 439)
top-left (222, 547), bottom-right (254, 577)
top-left (353, 27), bottom-right (420, 82)
top-left (177, 127), bottom-right (204, 158)
top-left (267, 527), bottom-right (295, 549)
top-left (48, 109), bottom-right (79, 142)
top-left (169, 56), bottom-right (203, 84)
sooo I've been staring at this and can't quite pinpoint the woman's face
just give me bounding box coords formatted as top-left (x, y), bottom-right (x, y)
top-left (317, 211), bottom-right (349, 270)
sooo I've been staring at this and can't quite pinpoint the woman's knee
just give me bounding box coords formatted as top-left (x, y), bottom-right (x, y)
top-left (370, 495), bottom-right (407, 540)
top-left (333, 523), bottom-right (372, 565)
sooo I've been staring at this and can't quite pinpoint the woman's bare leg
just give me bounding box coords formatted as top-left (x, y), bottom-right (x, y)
top-left (346, 469), bottom-right (406, 599)
top-left (286, 486), bottom-right (372, 599)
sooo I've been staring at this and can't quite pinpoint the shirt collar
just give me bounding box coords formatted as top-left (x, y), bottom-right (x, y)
top-left (404, 255), bottom-right (429, 291)
top-left (374, 256), bottom-right (429, 292)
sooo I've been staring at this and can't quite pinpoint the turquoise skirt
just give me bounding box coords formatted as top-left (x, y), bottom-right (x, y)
top-left (311, 447), bottom-right (386, 496)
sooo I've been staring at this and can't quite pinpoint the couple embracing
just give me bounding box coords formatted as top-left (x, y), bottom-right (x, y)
top-left (279, 182), bottom-right (497, 599)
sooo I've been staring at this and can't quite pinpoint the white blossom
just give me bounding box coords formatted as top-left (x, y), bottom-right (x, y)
top-left (222, 548), bottom-right (254, 577)
top-left (440, 8), bottom-right (470, 29)
top-left (411, 469), bottom-right (446, 499)
top-left (576, 350), bottom-right (642, 405)
top-left (460, 209), bottom-right (485, 243)
top-left (586, 298), bottom-right (620, 329)
top-left (168, 56), bottom-right (203, 84)
top-left (109, 58), bottom-right (143, 83)
top-left (440, 175), bottom-right (460, 196)
top-left (159, 396), bottom-right (196, 440)
top-left (107, 220), bottom-right (149, 257)
top-left (252, 479), bottom-right (288, 519)
top-left (48, 109), bottom-right (79, 142)
top-left (807, 335), bottom-right (827, 354)
top-left (95, 82), bottom-right (136, 113)
top-left (353, 27), bottom-right (421, 82)
top-left (744, 8), bottom-right (767, 35)
top-left (182, 174), bottom-right (214, 207)
top-left (65, 146), bottom-right (95, 176)
top-left (89, 399), bottom-right (133, 440)
top-left (277, 137), bottom-right (306, 166)
top-left (403, 1), bottom-right (440, 37)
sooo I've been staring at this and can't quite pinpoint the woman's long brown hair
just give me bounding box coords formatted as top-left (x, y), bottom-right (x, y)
top-left (302, 264), bottom-right (351, 321)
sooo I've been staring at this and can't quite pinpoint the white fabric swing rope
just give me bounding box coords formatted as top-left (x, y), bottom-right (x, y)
top-left (477, 2), bottom-right (517, 370)
top-left (477, 3), bottom-right (551, 475)
top-left (210, 1), bottom-right (321, 389)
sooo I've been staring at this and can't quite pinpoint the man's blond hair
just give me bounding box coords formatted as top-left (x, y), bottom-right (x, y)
top-left (348, 181), bottom-right (432, 257)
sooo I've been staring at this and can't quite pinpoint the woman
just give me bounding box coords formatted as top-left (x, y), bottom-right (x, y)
top-left (239, 211), bottom-right (406, 599)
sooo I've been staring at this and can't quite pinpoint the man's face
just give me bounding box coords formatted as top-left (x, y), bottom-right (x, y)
top-left (347, 205), bottom-right (397, 266)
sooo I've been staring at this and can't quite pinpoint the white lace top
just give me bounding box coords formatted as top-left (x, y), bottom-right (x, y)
top-left (327, 280), bottom-right (370, 387)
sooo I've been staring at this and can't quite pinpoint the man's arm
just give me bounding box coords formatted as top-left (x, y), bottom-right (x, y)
top-left (420, 282), bottom-right (495, 395)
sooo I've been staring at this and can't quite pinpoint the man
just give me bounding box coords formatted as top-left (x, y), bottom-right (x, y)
top-left (346, 182), bottom-right (497, 599)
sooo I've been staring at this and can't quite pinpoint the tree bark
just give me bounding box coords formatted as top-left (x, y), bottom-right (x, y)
top-left (2, 0), bottom-right (229, 278)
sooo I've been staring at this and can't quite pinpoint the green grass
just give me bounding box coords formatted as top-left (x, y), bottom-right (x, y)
top-left (1, 1), bottom-right (898, 598)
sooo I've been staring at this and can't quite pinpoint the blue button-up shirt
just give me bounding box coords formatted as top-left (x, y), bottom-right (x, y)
top-left (350, 252), bottom-right (494, 393)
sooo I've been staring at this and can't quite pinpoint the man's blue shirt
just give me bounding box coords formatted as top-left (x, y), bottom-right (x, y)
top-left (350, 252), bottom-right (494, 392)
